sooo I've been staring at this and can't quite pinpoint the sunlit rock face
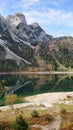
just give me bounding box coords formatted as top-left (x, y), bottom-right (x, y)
top-left (6, 13), bottom-right (27, 27)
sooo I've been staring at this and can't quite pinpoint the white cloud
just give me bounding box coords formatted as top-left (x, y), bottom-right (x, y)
top-left (23, 8), bottom-right (73, 28)
top-left (51, 1), bottom-right (60, 7)
top-left (51, 0), bottom-right (66, 7)
top-left (11, 0), bottom-right (39, 11)
top-left (21, 0), bottom-right (39, 9)
top-left (47, 8), bottom-right (73, 25)
top-left (24, 10), bottom-right (49, 24)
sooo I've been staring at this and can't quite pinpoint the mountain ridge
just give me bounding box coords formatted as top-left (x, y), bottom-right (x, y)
top-left (0, 13), bottom-right (73, 71)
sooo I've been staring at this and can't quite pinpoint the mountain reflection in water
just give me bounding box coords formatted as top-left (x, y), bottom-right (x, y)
top-left (0, 74), bottom-right (73, 106)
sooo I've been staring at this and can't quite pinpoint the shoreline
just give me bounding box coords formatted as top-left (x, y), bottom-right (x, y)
top-left (0, 71), bottom-right (73, 75)
top-left (0, 91), bottom-right (73, 111)
top-left (25, 91), bottom-right (73, 107)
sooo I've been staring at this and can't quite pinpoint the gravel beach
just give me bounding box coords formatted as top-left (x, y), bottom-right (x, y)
top-left (0, 92), bottom-right (73, 111)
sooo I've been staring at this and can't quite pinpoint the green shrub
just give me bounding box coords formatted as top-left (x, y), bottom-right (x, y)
top-left (46, 114), bottom-right (54, 122)
top-left (31, 110), bottom-right (39, 118)
top-left (13, 115), bottom-right (28, 130)
top-left (61, 108), bottom-right (67, 114)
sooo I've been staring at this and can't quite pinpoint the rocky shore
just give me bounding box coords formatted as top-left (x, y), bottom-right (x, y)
top-left (0, 92), bottom-right (73, 111)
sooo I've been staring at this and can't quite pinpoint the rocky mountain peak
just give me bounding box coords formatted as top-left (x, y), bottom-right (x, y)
top-left (30, 22), bottom-right (39, 27)
top-left (28, 22), bottom-right (53, 43)
top-left (6, 13), bottom-right (27, 27)
top-left (0, 13), bottom-right (53, 44)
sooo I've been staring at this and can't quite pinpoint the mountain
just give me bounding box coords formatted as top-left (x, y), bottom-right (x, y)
top-left (38, 36), bottom-right (73, 71)
top-left (0, 13), bottom-right (73, 71)
top-left (28, 23), bottom-right (53, 43)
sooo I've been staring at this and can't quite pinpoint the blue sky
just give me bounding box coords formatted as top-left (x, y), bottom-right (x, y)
top-left (0, 0), bottom-right (73, 37)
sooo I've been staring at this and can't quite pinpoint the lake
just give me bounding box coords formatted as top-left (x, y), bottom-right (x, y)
top-left (0, 74), bottom-right (73, 106)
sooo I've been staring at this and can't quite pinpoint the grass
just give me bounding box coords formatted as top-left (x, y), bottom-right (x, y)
top-left (53, 103), bottom-right (73, 130)
top-left (0, 106), bottom-right (55, 130)
top-left (30, 127), bottom-right (42, 130)
top-left (54, 103), bottom-right (73, 113)
top-left (1, 103), bottom-right (73, 130)
top-left (0, 106), bottom-right (48, 122)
